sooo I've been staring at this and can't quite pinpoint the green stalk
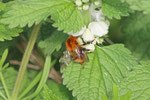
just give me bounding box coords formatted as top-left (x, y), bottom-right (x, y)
top-left (23, 56), bottom-right (51, 100)
top-left (19, 71), bottom-right (42, 99)
top-left (11, 24), bottom-right (42, 100)
top-left (0, 91), bottom-right (7, 100)
top-left (0, 73), bottom-right (10, 100)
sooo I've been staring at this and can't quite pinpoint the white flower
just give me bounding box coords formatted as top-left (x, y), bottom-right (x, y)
top-left (82, 29), bottom-right (95, 42)
top-left (88, 21), bottom-right (109, 37)
top-left (90, 4), bottom-right (105, 21)
top-left (83, 4), bottom-right (89, 10)
top-left (94, 1), bottom-right (100, 6)
top-left (75, 0), bottom-right (82, 6)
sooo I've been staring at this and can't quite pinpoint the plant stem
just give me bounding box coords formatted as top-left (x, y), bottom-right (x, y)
top-left (0, 73), bottom-right (10, 100)
top-left (11, 24), bottom-right (42, 100)
top-left (0, 91), bottom-right (7, 100)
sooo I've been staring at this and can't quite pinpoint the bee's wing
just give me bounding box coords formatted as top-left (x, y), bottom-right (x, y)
top-left (74, 46), bottom-right (89, 62)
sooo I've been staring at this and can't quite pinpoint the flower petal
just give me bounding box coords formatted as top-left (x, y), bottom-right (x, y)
top-left (82, 29), bottom-right (95, 42)
top-left (68, 26), bottom-right (86, 36)
top-left (88, 21), bottom-right (109, 37)
top-left (82, 44), bottom-right (95, 52)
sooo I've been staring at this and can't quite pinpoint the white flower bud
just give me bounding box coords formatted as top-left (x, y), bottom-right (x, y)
top-left (94, 1), bottom-right (100, 6)
top-left (83, 4), bottom-right (89, 10)
top-left (82, 29), bottom-right (95, 42)
top-left (82, 0), bottom-right (89, 3)
top-left (88, 21), bottom-right (109, 37)
top-left (78, 6), bottom-right (83, 10)
top-left (75, 0), bottom-right (82, 6)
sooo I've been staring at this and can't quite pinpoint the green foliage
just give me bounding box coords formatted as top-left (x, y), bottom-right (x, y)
top-left (0, 40), bottom-right (16, 55)
top-left (0, 0), bottom-right (85, 32)
top-left (0, 2), bottom-right (5, 11)
top-left (122, 0), bottom-right (150, 14)
top-left (46, 80), bottom-right (74, 100)
top-left (35, 80), bottom-right (74, 100)
top-left (102, 0), bottom-right (130, 19)
top-left (122, 13), bottom-right (150, 60)
top-left (43, 85), bottom-right (60, 100)
top-left (0, 67), bottom-right (17, 95)
top-left (23, 56), bottom-right (51, 100)
top-left (62, 44), bottom-right (137, 100)
top-left (50, 0), bottom-right (85, 33)
top-left (38, 31), bottom-right (68, 55)
top-left (0, 23), bottom-right (22, 41)
top-left (119, 61), bottom-right (150, 100)
top-left (101, 84), bottom-right (131, 100)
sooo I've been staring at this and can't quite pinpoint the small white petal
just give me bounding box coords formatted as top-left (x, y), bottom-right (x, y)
top-left (75, 0), bottom-right (82, 6)
top-left (82, 0), bottom-right (89, 3)
top-left (94, 1), bottom-right (100, 6)
top-left (77, 37), bottom-right (84, 45)
top-left (90, 4), bottom-right (104, 21)
top-left (88, 21), bottom-right (109, 37)
top-left (82, 44), bottom-right (95, 52)
top-left (83, 4), bottom-right (89, 10)
top-left (82, 29), bottom-right (95, 42)
top-left (95, 10), bottom-right (105, 21)
top-left (69, 26), bottom-right (86, 36)
top-left (78, 6), bottom-right (83, 10)
top-left (92, 37), bottom-right (100, 44)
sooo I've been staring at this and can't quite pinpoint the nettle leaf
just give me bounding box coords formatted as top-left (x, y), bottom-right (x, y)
top-left (50, 1), bottom-right (85, 33)
top-left (0, 67), bottom-right (28, 98)
top-left (102, 0), bottom-right (130, 19)
top-left (34, 80), bottom-right (74, 100)
top-left (38, 31), bottom-right (68, 55)
top-left (0, 0), bottom-right (85, 32)
top-left (62, 44), bottom-right (137, 100)
top-left (0, 23), bottom-right (22, 41)
top-left (123, 13), bottom-right (150, 60)
top-left (119, 61), bottom-right (150, 100)
top-left (43, 85), bottom-right (60, 100)
top-left (0, 2), bottom-right (5, 11)
top-left (0, 40), bottom-right (16, 55)
top-left (122, 0), bottom-right (150, 14)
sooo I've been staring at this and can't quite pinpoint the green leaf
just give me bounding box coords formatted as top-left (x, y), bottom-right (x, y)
top-left (119, 61), bottom-right (150, 100)
top-left (0, 68), bottom-right (17, 94)
top-left (0, 2), bottom-right (5, 11)
top-left (43, 85), bottom-right (60, 100)
top-left (46, 80), bottom-right (74, 100)
top-left (0, 23), bottom-right (22, 41)
top-left (102, 0), bottom-right (130, 19)
top-left (38, 31), bottom-right (68, 55)
top-left (0, 40), bottom-right (16, 56)
top-left (0, 49), bottom-right (8, 68)
top-left (122, 0), bottom-right (150, 14)
top-left (62, 44), bottom-right (137, 100)
top-left (50, 0), bottom-right (85, 33)
top-left (34, 80), bottom-right (74, 100)
top-left (123, 13), bottom-right (150, 60)
top-left (1, 0), bottom-right (85, 32)
top-left (0, 67), bottom-right (29, 98)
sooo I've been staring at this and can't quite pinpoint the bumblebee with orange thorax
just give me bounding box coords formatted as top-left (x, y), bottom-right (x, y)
top-left (66, 36), bottom-right (88, 65)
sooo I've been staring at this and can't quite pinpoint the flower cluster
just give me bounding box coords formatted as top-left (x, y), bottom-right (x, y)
top-left (68, 1), bottom-right (110, 52)
top-left (75, 0), bottom-right (100, 10)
